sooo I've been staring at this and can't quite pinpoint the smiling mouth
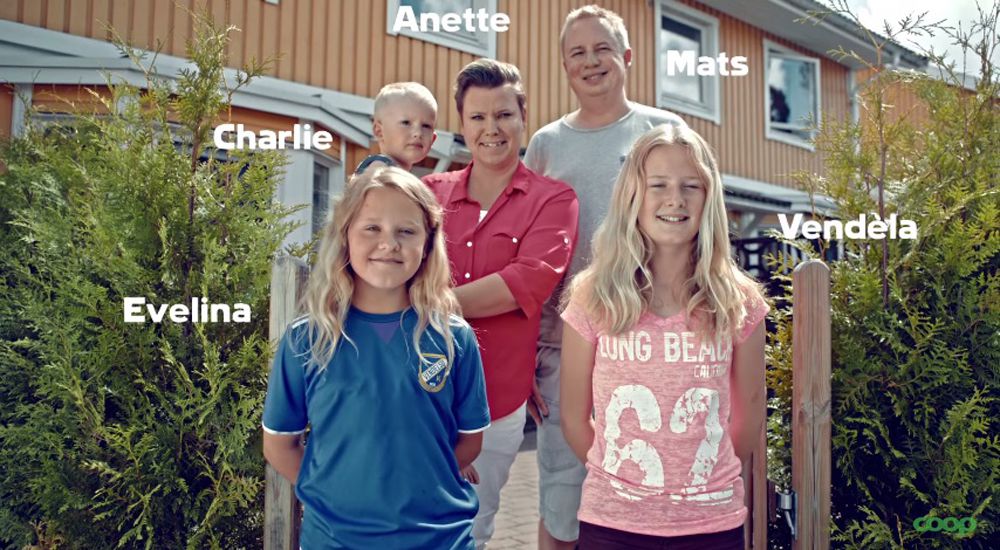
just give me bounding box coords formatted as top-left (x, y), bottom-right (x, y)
top-left (657, 214), bottom-right (689, 223)
top-left (583, 71), bottom-right (608, 82)
top-left (481, 141), bottom-right (506, 148)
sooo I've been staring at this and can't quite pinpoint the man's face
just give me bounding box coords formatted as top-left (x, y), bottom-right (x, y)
top-left (561, 16), bottom-right (632, 101)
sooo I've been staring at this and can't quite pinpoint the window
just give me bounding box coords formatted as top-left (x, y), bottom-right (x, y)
top-left (386, 0), bottom-right (498, 58)
top-left (655, 2), bottom-right (720, 123)
top-left (764, 40), bottom-right (820, 148)
top-left (312, 161), bottom-right (331, 235)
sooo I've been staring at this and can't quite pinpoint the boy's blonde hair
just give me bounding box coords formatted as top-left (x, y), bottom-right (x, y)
top-left (560, 5), bottom-right (630, 55)
top-left (565, 124), bottom-right (764, 338)
top-left (303, 166), bottom-right (460, 369)
top-left (373, 82), bottom-right (438, 120)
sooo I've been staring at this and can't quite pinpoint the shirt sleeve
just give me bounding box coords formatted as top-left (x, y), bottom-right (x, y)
top-left (560, 294), bottom-right (599, 344)
top-left (496, 186), bottom-right (579, 319)
top-left (736, 293), bottom-right (770, 345)
top-left (452, 323), bottom-right (491, 433)
top-left (262, 328), bottom-right (309, 435)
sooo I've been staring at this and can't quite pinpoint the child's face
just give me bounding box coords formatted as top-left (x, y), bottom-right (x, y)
top-left (638, 144), bottom-right (707, 251)
top-left (373, 97), bottom-right (437, 169)
top-left (347, 187), bottom-right (428, 309)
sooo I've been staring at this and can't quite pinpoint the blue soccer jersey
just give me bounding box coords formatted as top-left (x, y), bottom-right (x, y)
top-left (262, 306), bottom-right (491, 549)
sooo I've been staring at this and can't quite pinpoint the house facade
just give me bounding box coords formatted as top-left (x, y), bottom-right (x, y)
top-left (1, 0), bottom-right (928, 248)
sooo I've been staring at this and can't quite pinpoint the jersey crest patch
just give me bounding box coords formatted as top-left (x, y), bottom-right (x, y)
top-left (418, 353), bottom-right (451, 393)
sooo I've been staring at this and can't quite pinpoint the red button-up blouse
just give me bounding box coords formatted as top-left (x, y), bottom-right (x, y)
top-left (423, 162), bottom-right (579, 419)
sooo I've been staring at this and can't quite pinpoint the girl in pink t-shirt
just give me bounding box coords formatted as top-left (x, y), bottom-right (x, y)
top-left (559, 124), bottom-right (769, 549)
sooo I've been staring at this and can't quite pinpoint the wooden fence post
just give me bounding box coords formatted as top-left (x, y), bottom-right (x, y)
top-left (791, 260), bottom-right (831, 550)
top-left (265, 255), bottom-right (309, 550)
top-left (744, 425), bottom-right (769, 549)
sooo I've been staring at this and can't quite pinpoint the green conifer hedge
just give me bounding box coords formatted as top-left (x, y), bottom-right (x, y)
top-left (765, 6), bottom-right (999, 549)
top-left (0, 18), bottom-right (298, 549)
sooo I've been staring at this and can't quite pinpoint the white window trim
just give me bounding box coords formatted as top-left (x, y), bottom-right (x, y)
top-left (654, 1), bottom-right (721, 125)
top-left (386, 0), bottom-right (498, 59)
top-left (10, 83), bottom-right (31, 137)
top-left (763, 39), bottom-right (820, 151)
top-left (309, 140), bottom-right (344, 237)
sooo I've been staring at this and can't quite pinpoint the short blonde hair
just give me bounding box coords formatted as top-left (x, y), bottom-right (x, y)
top-left (373, 82), bottom-right (438, 120)
top-left (560, 5), bottom-right (630, 55)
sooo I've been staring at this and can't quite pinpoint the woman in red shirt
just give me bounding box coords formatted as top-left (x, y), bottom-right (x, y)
top-left (422, 58), bottom-right (580, 549)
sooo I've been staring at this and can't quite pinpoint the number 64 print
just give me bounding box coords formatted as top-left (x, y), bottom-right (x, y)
top-left (602, 385), bottom-right (735, 505)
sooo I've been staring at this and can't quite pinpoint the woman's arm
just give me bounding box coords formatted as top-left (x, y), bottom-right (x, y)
top-left (560, 322), bottom-right (597, 464)
top-left (454, 274), bottom-right (518, 318)
top-left (457, 189), bottom-right (579, 320)
top-left (262, 432), bottom-right (304, 485)
top-left (729, 322), bottom-right (767, 465)
top-left (454, 431), bottom-right (484, 469)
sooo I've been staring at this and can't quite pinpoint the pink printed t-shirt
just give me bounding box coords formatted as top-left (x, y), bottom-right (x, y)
top-left (561, 295), bottom-right (769, 537)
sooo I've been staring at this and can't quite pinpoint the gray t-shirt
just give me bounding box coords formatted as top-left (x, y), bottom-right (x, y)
top-left (524, 102), bottom-right (686, 348)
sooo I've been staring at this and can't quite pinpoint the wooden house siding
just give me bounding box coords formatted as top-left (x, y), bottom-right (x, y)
top-left (0, 0), bottom-right (480, 132)
top-left (1, 84), bottom-right (13, 139)
top-left (2, 0), bottom-right (858, 187)
top-left (32, 84), bottom-right (115, 113)
top-left (26, 84), bottom-right (341, 160)
top-left (855, 67), bottom-right (937, 129)
top-left (672, 0), bottom-right (851, 188)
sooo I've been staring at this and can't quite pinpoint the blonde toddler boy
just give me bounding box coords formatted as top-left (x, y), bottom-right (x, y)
top-left (355, 82), bottom-right (438, 174)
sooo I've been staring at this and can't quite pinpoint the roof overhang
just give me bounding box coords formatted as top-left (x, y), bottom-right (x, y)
top-left (0, 19), bottom-right (472, 159)
top-left (697, 0), bottom-right (927, 70)
top-left (723, 173), bottom-right (836, 216)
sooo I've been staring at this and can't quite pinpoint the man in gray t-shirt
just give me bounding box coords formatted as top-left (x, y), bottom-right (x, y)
top-left (522, 6), bottom-right (685, 549)
top-left (525, 102), bottom-right (685, 347)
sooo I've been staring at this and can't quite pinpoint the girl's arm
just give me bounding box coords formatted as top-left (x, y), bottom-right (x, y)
top-left (729, 322), bottom-right (767, 465)
top-left (454, 432), bottom-right (484, 469)
top-left (262, 432), bottom-right (304, 485)
top-left (560, 322), bottom-right (597, 464)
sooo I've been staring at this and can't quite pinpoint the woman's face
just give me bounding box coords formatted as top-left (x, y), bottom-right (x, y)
top-left (460, 84), bottom-right (525, 171)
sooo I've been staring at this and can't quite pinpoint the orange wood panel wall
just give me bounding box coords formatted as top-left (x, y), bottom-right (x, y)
top-left (0, 84), bottom-right (14, 139)
top-left (855, 67), bottom-right (934, 129)
top-left (2, 0), bottom-right (860, 186)
top-left (0, 0), bottom-right (480, 132)
top-left (676, 0), bottom-right (851, 188)
top-left (32, 84), bottom-right (115, 113)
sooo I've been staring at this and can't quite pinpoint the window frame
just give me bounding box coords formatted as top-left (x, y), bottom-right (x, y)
top-left (763, 39), bottom-right (821, 151)
top-left (310, 150), bottom-right (343, 237)
top-left (386, 0), bottom-right (498, 58)
top-left (654, 1), bottom-right (721, 125)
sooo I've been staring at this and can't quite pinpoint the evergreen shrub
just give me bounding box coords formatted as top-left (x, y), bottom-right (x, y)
top-left (765, 6), bottom-right (999, 549)
top-left (0, 17), bottom-right (298, 549)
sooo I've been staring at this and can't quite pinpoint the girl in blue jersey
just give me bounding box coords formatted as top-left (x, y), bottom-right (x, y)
top-left (262, 166), bottom-right (491, 549)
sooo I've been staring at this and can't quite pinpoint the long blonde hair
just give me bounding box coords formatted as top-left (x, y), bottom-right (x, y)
top-left (566, 124), bottom-right (763, 338)
top-left (302, 166), bottom-right (461, 368)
